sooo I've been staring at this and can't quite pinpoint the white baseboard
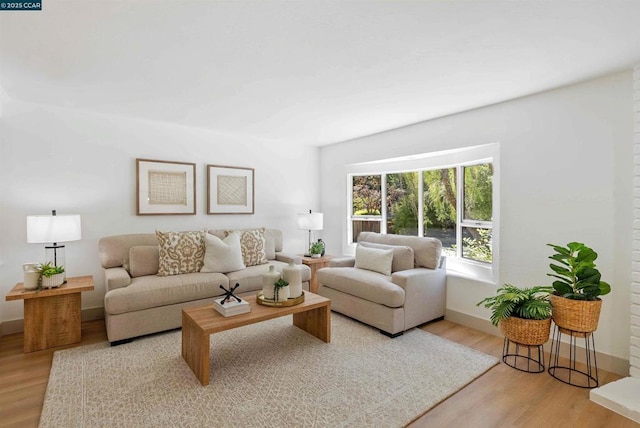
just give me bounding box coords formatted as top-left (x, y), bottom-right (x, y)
top-left (445, 309), bottom-right (629, 377)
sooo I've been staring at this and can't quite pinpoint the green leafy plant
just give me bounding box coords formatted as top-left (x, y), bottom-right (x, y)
top-left (35, 262), bottom-right (65, 290)
top-left (477, 284), bottom-right (553, 326)
top-left (273, 278), bottom-right (289, 301)
top-left (37, 262), bottom-right (65, 277)
top-left (547, 242), bottom-right (611, 301)
top-left (309, 241), bottom-right (324, 256)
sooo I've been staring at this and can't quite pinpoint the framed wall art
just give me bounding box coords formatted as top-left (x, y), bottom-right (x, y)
top-left (207, 164), bottom-right (254, 214)
top-left (136, 158), bottom-right (196, 215)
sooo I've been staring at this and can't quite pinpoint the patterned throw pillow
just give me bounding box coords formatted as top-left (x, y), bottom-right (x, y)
top-left (156, 230), bottom-right (205, 276)
top-left (227, 228), bottom-right (268, 267)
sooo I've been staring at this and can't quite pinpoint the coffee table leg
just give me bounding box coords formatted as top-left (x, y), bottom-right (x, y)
top-left (182, 312), bottom-right (210, 386)
top-left (293, 304), bottom-right (331, 343)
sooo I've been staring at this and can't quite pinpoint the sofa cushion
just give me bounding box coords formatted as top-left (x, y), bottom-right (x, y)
top-left (104, 272), bottom-right (228, 315)
top-left (317, 267), bottom-right (405, 308)
top-left (210, 228), bottom-right (280, 259)
top-left (129, 245), bottom-right (159, 278)
top-left (229, 228), bottom-right (269, 267)
top-left (355, 244), bottom-right (393, 276)
top-left (201, 232), bottom-right (246, 273)
top-left (358, 232), bottom-right (442, 269)
top-left (359, 242), bottom-right (414, 273)
top-left (156, 230), bottom-right (206, 276)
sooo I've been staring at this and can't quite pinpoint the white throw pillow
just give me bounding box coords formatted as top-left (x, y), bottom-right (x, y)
top-left (200, 232), bottom-right (246, 273)
top-left (355, 244), bottom-right (393, 276)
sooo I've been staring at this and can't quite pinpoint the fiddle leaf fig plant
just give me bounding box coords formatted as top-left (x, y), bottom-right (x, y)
top-left (547, 242), bottom-right (611, 301)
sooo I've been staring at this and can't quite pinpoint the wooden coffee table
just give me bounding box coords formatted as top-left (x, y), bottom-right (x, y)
top-left (181, 292), bottom-right (331, 385)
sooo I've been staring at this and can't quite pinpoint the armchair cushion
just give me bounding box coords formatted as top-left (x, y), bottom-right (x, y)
top-left (317, 267), bottom-right (404, 308)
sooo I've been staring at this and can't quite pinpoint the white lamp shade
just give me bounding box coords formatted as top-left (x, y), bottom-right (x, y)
top-left (297, 212), bottom-right (323, 231)
top-left (27, 214), bottom-right (82, 243)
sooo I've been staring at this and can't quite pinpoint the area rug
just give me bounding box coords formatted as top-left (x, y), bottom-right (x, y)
top-left (40, 314), bottom-right (497, 427)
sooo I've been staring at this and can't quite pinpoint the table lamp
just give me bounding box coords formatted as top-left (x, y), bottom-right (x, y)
top-left (297, 210), bottom-right (323, 256)
top-left (27, 209), bottom-right (82, 282)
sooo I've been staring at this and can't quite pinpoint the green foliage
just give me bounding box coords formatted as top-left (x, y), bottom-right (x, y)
top-left (462, 228), bottom-right (493, 263)
top-left (547, 242), bottom-right (611, 300)
top-left (309, 241), bottom-right (324, 255)
top-left (463, 164), bottom-right (493, 221)
top-left (352, 175), bottom-right (381, 215)
top-left (37, 262), bottom-right (64, 277)
top-left (477, 284), bottom-right (553, 326)
top-left (387, 172), bottom-right (419, 235)
top-left (273, 278), bottom-right (289, 289)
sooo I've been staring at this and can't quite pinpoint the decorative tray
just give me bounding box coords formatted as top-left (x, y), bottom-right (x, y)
top-left (257, 291), bottom-right (305, 307)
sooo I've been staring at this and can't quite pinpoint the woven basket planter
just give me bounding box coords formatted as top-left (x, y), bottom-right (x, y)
top-left (550, 294), bottom-right (602, 335)
top-left (499, 317), bottom-right (552, 346)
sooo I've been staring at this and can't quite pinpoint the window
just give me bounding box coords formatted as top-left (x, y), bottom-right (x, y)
top-left (349, 162), bottom-right (493, 264)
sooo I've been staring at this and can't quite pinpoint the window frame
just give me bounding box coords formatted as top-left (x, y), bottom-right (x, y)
top-left (346, 144), bottom-right (499, 282)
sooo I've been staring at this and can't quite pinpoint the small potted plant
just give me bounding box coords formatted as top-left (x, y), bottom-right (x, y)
top-left (547, 242), bottom-right (611, 333)
top-left (309, 241), bottom-right (324, 258)
top-left (477, 284), bottom-right (553, 346)
top-left (37, 262), bottom-right (65, 289)
top-left (273, 278), bottom-right (289, 302)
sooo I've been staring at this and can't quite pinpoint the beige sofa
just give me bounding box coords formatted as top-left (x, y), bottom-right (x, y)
top-left (317, 232), bottom-right (446, 337)
top-left (98, 228), bottom-right (310, 344)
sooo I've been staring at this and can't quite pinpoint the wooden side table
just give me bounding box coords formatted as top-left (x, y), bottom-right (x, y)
top-left (301, 255), bottom-right (334, 294)
top-left (5, 275), bottom-right (94, 353)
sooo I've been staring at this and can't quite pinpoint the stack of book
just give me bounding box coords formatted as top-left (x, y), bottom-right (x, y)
top-left (213, 297), bottom-right (251, 317)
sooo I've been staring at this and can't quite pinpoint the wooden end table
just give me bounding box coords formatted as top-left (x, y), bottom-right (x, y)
top-left (182, 292), bottom-right (331, 386)
top-left (5, 275), bottom-right (94, 353)
top-left (301, 255), bottom-right (334, 294)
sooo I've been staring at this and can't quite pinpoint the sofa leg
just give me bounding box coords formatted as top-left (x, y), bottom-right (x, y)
top-left (380, 330), bottom-right (403, 338)
top-left (110, 338), bottom-right (133, 346)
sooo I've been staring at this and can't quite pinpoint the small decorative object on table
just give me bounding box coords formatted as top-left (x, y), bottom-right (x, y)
top-left (37, 262), bottom-right (65, 289)
top-left (309, 241), bottom-right (324, 259)
top-left (282, 261), bottom-right (303, 298)
top-left (23, 263), bottom-right (40, 291)
top-left (258, 265), bottom-right (305, 306)
top-left (213, 283), bottom-right (250, 317)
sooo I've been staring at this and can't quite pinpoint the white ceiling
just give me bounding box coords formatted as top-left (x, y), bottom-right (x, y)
top-left (1, 0), bottom-right (640, 146)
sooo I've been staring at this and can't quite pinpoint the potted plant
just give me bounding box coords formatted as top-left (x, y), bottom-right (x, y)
top-left (547, 242), bottom-right (611, 333)
top-left (309, 241), bottom-right (324, 258)
top-left (477, 284), bottom-right (553, 346)
top-left (273, 278), bottom-right (289, 302)
top-left (37, 262), bottom-right (65, 289)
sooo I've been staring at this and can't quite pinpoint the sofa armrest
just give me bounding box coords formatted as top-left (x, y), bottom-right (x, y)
top-left (104, 267), bottom-right (131, 292)
top-left (329, 257), bottom-right (355, 268)
top-left (391, 267), bottom-right (446, 327)
top-left (275, 252), bottom-right (302, 264)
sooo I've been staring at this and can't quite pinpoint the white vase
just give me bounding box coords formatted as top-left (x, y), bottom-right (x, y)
top-left (23, 263), bottom-right (39, 290)
top-left (282, 261), bottom-right (303, 298)
top-left (276, 285), bottom-right (290, 302)
top-left (261, 265), bottom-right (280, 300)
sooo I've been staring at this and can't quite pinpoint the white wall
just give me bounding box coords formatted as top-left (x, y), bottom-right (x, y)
top-left (319, 71), bottom-right (633, 361)
top-left (0, 102), bottom-right (319, 324)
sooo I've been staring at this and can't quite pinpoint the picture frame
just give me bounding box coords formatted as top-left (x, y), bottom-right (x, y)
top-left (136, 158), bottom-right (196, 215)
top-left (207, 164), bottom-right (254, 214)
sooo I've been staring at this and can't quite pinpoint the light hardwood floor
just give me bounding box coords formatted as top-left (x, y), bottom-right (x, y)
top-left (0, 319), bottom-right (637, 428)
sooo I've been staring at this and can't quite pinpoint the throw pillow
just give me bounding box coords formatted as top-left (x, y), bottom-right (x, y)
top-left (129, 245), bottom-right (160, 278)
top-left (226, 228), bottom-right (268, 267)
top-left (156, 230), bottom-right (205, 276)
top-left (354, 244), bottom-right (393, 276)
top-left (200, 232), bottom-right (246, 273)
top-left (359, 242), bottom-right (414, 273)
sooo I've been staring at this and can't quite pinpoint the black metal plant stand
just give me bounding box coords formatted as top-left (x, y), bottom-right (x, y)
top-left (502, 338), bottom-right (545, 373)
top-left (547, 324), bottom-right (599, 388)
